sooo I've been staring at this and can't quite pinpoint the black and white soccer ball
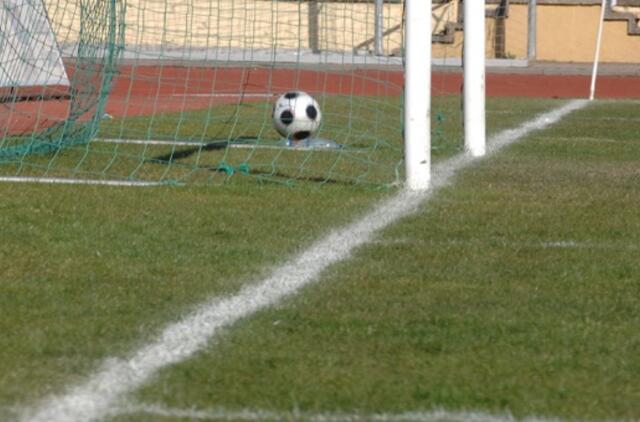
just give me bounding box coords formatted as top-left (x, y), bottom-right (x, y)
top-left (272, 91), bottom-right (322, 140)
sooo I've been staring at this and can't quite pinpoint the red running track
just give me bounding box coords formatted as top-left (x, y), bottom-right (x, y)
top-left (2, 65), bottom-right (639, 136)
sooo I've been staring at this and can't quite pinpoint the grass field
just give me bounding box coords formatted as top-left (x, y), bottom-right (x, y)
top-left (1, 98), bottom-right (639, 421)
top-left (2, 96), bottom-right (557, 187)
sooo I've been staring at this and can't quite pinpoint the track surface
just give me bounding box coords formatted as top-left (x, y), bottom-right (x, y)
top-left (2, 64), bottom-right (639, 136)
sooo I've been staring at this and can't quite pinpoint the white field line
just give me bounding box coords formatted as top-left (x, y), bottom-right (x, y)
top-left (221, 143), bottom-right (342, 152)
top-left (372, 238), bottom-right (638, 251)
top-left (94, 138), bottom-right (343, 152)
top-left (20, 99), bottom-right (589, 422)
top-left (95, 138), bottom-right (205, 146)
top-left (536, 136), bottom-right (638, 144)
top-left (170, 93), bottom-right (275, 98)
top-left (539, 241), bottom-right (635, 251)
top-left (0, 176), bottom-right (165, 187)
top-left (112, 402), bottom-right (567, 422)
top-left (584, 115), bottom-right (640, 122)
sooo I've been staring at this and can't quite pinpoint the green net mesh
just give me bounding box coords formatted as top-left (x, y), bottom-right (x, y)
top-left (0, 0), bottom-right (464, 187)
top-left (1, 0), bottom-right (122, 156)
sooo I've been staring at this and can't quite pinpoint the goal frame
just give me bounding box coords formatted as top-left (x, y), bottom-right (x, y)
top-left (404, 0), bottom-right (486, 191)
top-left (1, 0), bottom-right (488, 189)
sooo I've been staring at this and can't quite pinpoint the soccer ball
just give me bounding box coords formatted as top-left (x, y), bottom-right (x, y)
top-left (272, 91), bottom-right (322, 140)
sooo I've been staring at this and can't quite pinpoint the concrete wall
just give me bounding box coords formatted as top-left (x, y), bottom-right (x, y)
top-left (535, 4), bottom-right (640, 62)
top-left (438, 3), bottom-right (640, 63)
top-left (46, 0), bottom-right (407, 55)
top-left (43, 0), bottom-right (640, 63)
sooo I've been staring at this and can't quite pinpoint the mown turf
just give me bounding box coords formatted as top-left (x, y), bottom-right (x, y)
top-left (0, 182), bottom-right (387, 410)
top-left (122, 100), bottom-right (640, 421)
top-left (2, 97), bottom-right (559, 187)
top-left (0, 97), bottom-right (570, 419)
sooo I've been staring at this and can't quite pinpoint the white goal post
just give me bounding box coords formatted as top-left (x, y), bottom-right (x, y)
top-left (464, 0), bottom-right (487, 158)
top-left (0, 0), bottom-right (488, 189)
top-left (590, 0), bottom-right (608, 101)
top-left (404, 0), bottom-right (432, 191)
top-left (404, 0), bottom-right (486, 190)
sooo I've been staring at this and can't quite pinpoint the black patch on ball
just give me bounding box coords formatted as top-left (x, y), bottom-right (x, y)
top-left (280, 110), bottom-right (294, 125)
top-left (306, 105), bottom-right (318, 120)
top-left (284, 92), bottom-right (299, 99)
top-left (293, 131), bottom-right (311, 140)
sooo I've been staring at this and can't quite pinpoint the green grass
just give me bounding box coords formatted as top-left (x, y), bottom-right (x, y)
top-left (0, 182), bottom-right (386, 411)
top-left (2, 97), bottom-right (633, 421)
top-left (2, 96), bottom-right (560, 187)
top-left (119, 100), bottom-right (639, 421)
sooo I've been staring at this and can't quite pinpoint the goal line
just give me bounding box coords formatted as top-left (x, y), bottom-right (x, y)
top-left (22, 99), bottom-right (589, 422)
top-left (0, 176), bottom-right (167, 187)
top-left (93, 137), bottom-right (351, 151)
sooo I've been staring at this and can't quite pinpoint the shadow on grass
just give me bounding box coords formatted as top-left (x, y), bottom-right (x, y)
top-left (146, 139), bottom-right (239, 163)
top-left (145, 136), bottom-right (349, 186)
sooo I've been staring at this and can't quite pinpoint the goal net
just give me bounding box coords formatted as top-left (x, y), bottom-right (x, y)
top-left (1, 0), bottom-right (120, 158)
top-left (0, 0), bottom-right (640, 186)
top-left (0, 0), bottom-right (532, 188)
top-left (0, 0), bottom-right (415, 186)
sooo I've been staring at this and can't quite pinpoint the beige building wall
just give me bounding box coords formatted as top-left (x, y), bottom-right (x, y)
top-left (45, 0), bottom-right (406, 54)
top-left (535, 4), bottom-right (640, 62)
top-left (502, 5), bottom-right (528, 59)
top-left (43, 0), bottom-right (640, 63)
top-left (437, 3), bottom-right (640, 63)
top-left (431, 14), bottom-right (528, 61)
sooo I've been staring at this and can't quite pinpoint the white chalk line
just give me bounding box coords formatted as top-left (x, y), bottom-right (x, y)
top-left (20, 99), bottom-right (589, 422)
top-left (372, 238), bottom-right (638, 251)
top-left (110, 402), bottom-right (568, 422)
top-left (170, 93), bottom-right (275, 98)
top-left (93, 138), bottom-right (347, 152)
top-left (535, 136), bottom-right (638, 145)
top-left (539, 240), bottom-right (633, 250)
top-left (95, 137), bottom-right (208, 147)
top-left (0, 176), bottom-right (166, 187)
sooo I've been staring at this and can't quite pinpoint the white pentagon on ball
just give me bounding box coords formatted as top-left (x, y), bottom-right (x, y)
top-left (272, 91), bottom-right (322, 140)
